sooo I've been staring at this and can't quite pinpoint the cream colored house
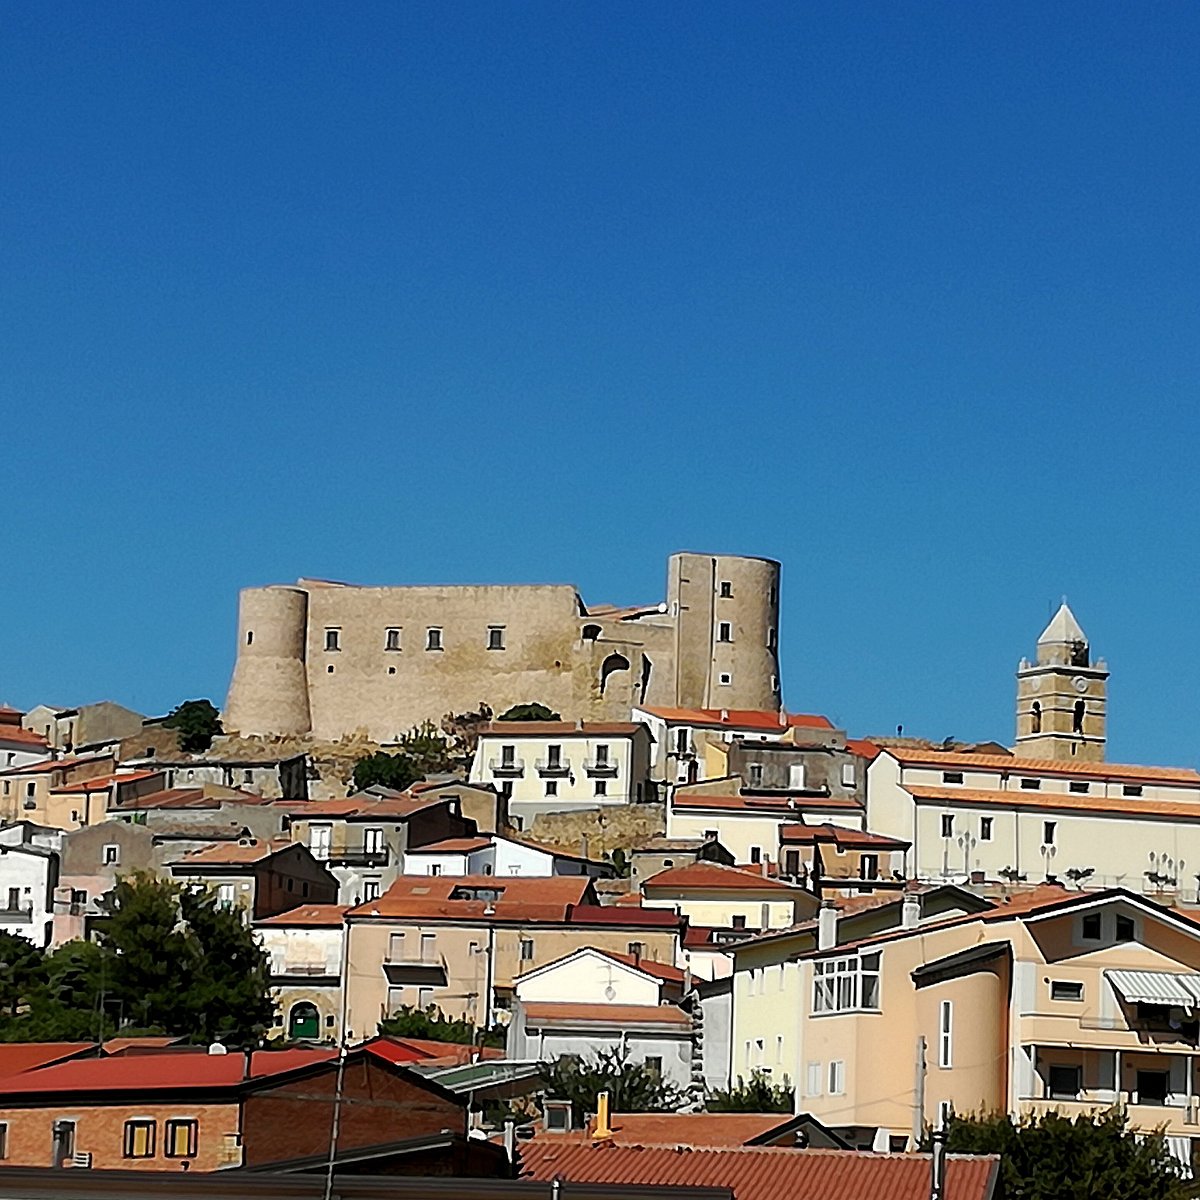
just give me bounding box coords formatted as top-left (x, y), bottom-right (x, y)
top-left (255, 903), bottom-right (347, 1041)
top-left (866, 746), bottom-right (1200, 896)
top-left (640, 861), bottom-right (817, 934)
top-left (468, 721), bottom-right (653, 821)
top-left (732, 885), bottom-right (1200, 1167)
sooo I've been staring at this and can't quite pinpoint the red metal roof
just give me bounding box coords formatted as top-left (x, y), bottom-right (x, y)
top-left (520, 1142), bottom-right (998, 1200)
top-left (0, 1043), bottom-right (92, 1075)
top-left (552, 1112), bottom-right (801, 1147)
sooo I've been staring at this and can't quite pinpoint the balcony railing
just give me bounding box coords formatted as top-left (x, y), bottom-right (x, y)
top-left (489, 758), bottom-right (525, 778)
top-left (0, 907), bottom-right (33, 924)
top-left (382, 952), bottom-right (449, 987)
top-left (583, 758), bottom-right (618, 777)
top-left (535, 758), bottom-right (571, 777)
top-left (325, 847), bottom-right (390, 867)
top-left (271, 962), bottom-right (339, 980)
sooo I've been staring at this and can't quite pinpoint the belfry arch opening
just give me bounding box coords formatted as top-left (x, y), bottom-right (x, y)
top-left (599, 653), bottom-right (630, 696)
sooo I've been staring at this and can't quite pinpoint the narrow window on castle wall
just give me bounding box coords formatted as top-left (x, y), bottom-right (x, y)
top-left (488, 626), bottom-right (505, 650)
top-left (427, 627), bottom-right (443, 651)
top-left (386, 628), bottom-right (401, 651)
top-left (718, 621), bottom-right (733, 642)
top-left (325, 628), bottom-right (340, 652)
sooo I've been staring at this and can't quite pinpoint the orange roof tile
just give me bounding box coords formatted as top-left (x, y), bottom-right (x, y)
top-left (173, 837), bottom-right (293, 867)
top-left (117, 786), bottom-right (271, 810)
top-left (347, 874), bottom-right (593, 921)
top-left (255, 904), bottom-right (349, 927)
top-left (671, 793), bottom-right (865, 814)
top-left (51, 769), bottom-right (161, 794)
top-left (408, 836), bottom-right (494, 854)
top-left (640, 707), bottom-right (830, 733)
top-left (642, 861), bottom-right (805, 892)
top-left (522, 1002), bottom-right (691, 1027)
top-left (779, 823), bottom-right (910, 850)
top-left (519, 1143), bottom-right (998, 1200)
top-left (887, 745), bottom-right (1200, 786)
top-left (905, 783), bottom-right (1200, 821)
top-left (563, 1112), bottom-right (802, 1147)
top-left (595, 949), bottom-right (686, 983)
top-left (479, 721), bottom-right (647, 736)
top-left (0, 754), bottom-right (111, 777)
top-left (276, 794), bottom-right (442, 819)
top-left (0, 726), bottom-right (49, 749)
top-left (845, 737), bottom-right (882, 761)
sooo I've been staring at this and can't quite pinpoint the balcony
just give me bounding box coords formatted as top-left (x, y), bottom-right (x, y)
top-left (535, 758), bottom-right (571, 777)
top-left (270, 961), bottom-right (339, 982)
top-left (0, 906), bottom-right (33, 924)
top-left (489, 758), bottom-right (525, 778)
top-left (325, 846), bottom-right (390, 868)
top-left (382, 952), bottom-right (449, 987)
top-left (583, 758), bottom-right (618, 777)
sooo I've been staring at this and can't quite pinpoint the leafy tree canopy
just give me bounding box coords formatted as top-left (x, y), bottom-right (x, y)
top-left (498, 703), bottom-right (561, 722)
top-left (0, 873), bottom-right (274, 1046)
top-left (706, 1069), bottom-right (793, 1113)
top-left (352, 751), bottom-right (423, 793)
top-left (162, 699), bottom-right (224, 752)
top-left (379, 1003), bottom-right (503, 1048)
top-left (353, 721), bottom-right (458, 792)
top-left (541, 1047), bottom-right (684, 1123)
top-left (929, 1108), bottom-right (1186, 1200)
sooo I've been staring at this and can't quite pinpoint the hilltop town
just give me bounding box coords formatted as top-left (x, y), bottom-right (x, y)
top-left (0, 550), bottom-right (1194, 1195)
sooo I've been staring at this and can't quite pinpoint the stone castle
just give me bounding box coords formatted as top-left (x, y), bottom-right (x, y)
top-left (224, 552), bottom-right (782, 742)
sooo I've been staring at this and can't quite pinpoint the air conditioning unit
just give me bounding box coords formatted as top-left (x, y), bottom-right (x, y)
top-left (70, 1152), bottom-right (93, 1168)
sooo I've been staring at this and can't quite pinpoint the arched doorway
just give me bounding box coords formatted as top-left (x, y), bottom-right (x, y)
top-left (288, 1001), bottom-right (320, 1040)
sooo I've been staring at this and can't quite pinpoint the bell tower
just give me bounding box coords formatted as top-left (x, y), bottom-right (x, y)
top-left (1015, 602), bottom-right (1107, 762)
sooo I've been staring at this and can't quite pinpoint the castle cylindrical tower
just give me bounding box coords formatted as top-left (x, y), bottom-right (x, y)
top-left (668, 553), bottom-right (782, 712)
top-left (223, 586), bottom-right (312, 737)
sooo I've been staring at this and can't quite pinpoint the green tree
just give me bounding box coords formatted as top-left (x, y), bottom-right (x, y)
top-left (0, 931), bottom-right (46, 1018)
top-left (395, 720), bottom-right (457, 774)
top-left (162, 699), bottom-right (224, 752)
top-left (352, 751), bottom-right (424, 792)
top-left (379, 1003), bottom-right (503, 1048)
top-left (540, 1047), bottom-right (684, 1123)
top-left (498, 703), bottom-right (561, 722)
top-left (931, 1108), bottom-right (1186, 1200)
top-left (706, 1069), bottom-right (793, 1113)
top-left (179, 886), bottom-right (275, 1046)
top-left (606, 847), bottom-right (632, 878)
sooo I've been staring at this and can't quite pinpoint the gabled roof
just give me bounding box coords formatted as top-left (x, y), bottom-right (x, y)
top-left (117, 786), bottom-right (270, 810)
top-left (642, 861), bottom-right (808, 893)
top-left (884, 746), bottom-right (1200, 786)
top-left (904, 783), bottom-right (1200, 821)
top-left (519, 1143), bottom-right (999, 1200)
top-left (0, 1044), bottom-right (93, 1076)
top-left (515, 945), bottom-right (686, 989)
top-left (844, 738), bottom-right (881, 761)
top-left (638, 707), bottom-right (832, 734)
top-left (0, 754), bottom-right (111, 777)
top-left (0, 726), bottom-right (49, 749)
top-left (51, 769), bottom-right (162, 794)
top-left (172, 837), bottom-right (294, 868)
top-left (779, 823), bottom-right (909, 851)
top-left (255, 904), bottom-right (349, 927)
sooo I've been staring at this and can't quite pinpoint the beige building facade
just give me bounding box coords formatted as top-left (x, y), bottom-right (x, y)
top-left (224, 552), bottom-right (782, 741)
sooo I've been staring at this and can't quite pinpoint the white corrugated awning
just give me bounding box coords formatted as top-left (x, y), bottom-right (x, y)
top-left (1105, 969), bottom-right (1200, 1008)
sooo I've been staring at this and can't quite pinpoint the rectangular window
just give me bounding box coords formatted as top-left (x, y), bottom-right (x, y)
top-left (860, 853), bottom-right (878, 880)
top-left (644, 1056), bottom-right (662, 1076)
top-left (217, 884), bottom-right (235, 907)
top-left (979, 817), bottom-right (993, 842)
top-left (675, 729), bottom-right (690, 755)
top-left (164, 1119), bottom-right (198, 1158)
top-left (719, 581), bottom-right (733, 598)
top-left (767, 629), bottom-right (778, 650)
top-left (748, 763), bottom-right (763, 786)
top-left (1137, 1070), bottom-right (1170, 1105)
top-left (942, 771), bottom-right (963, 785)
top-left (828, 1060), bottom-right (845, 1095)
top-left (1069, 780), bottom-right (1089, 794)
top-left (388, 932), bottom-right (405, 960)
top-left (1048, 1064), bottom-right (1082, 1100)
top-left (788, 763), bottom-right (806, 790)
top-left (939, 1000), bottom-right (953, 1068)
top-left (385, 627), bottom-right (401, 651)
top-left (841, 762), bottom-right (855, 787)
top-left (718, 672), bottom-right (732, 686)
top-left (627, 941), bottom-right (645, 959)
top-left (594, 779), bottom-right (607, 797)
top-left (731, 914), bottom-right (747, 930)
top-left (103, 844), bottom-right (120, 866)
top-left (324, 628), bottom-right (340, 652)
top-left (1116, 915), bottom-right (1135, 942)
top-left (749, 846), bottom-right (762, 864)
top-left (940, 814), bottom-right (954, 838)
top-left (595, 744), bottom-right (610, 766)
top-left (1081, 912), bottom-right (1102, 940)
top-left (545, 780), bottom-right (558, 796)
top-left (487, 626), bottom-right (505, 650)
top-left (1043, 821), bottom-right (1056, 846)
top-left (805, 1061), bottom-right (822, 1097)
top-left (426, 627), bottom-right (443, 651)
top-left (501, 745), bottom-right (516, 766)
top-left (1123, 784), bottom-right (1143, 797)
top-left (7, 888), bottom-right (19, 912)
top-left (1051, 980), bottom-right (1083, 1001)
top-left (420, 932), bottom-right (436, 961)
top-left (717, 621), bottom-right (733, 643)
top-left (519, 938), bottom-right (534, 961)
top-left (0, 1121), bottom-right (7, 1159)
top-left (547, 744), bottom-right (562, 768)
top-left (363, 879), bottom-right (381, 901)
top-left (52, 1119), bottom-right (75, 1165)
top-left (813, 952), bottom-right (880, 1013)
top-left (124, 1119), bottom-right (156, 1159)
top-left (1020, 777), bottom-right (1042, 790)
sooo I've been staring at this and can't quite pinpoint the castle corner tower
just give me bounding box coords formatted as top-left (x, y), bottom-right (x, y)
top-left (1014, 602), bottom-right (1107, 761)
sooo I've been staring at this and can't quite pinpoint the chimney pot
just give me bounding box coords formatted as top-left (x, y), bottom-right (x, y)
top-left (817, 899), bottom-right (838, 951)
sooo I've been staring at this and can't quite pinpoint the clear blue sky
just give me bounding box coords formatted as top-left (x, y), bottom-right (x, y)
top-left (4, 3), bottom-right (1198, 765)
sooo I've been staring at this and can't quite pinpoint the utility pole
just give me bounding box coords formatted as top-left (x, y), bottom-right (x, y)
top-left (912, 1034), bottom-right (927, 1146)
top-left (930, 1111), bottom-right (947, 1200)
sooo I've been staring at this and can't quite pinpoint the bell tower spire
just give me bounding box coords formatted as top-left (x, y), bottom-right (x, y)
top-left (1015, 601), bottom-right (1108, 761)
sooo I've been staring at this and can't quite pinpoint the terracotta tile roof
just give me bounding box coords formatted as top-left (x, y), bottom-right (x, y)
top-left (0, 726), bottom-right (49, 749)
top-left (905, 783), bottom-right (1200, 821)
top-left (642, 861), bottom-right (806, 892)
top-left (51, 769), bottom-right (161, 794)
top-left (519, 1143), bottom-right (999, 1200)
top-left (595, 949), bottom-right (686, 983)
top-left (0, 754), bottom-right (110, 777)
top-left (118, 786), bottom-right (270, 810)
top-left (845, 738), bottom-right (882, 761)
top-left (255, 903), bottom-right (349, 927)
top-left (886, 745), bottom-right (1200, 786)
top-left (779, 823), bottom-right (910, 850)
top-left (407, 836), bottom-right (494, 854)
top-left (0, 1043), bottom-right (92, 1076)
top-left (172, 837), bottom-right (293, 867)
top-left (640, 707), bottom-right (831, 733)
top-left (479, 721), bottom-right (647, 737)
top-left (347, 874), bottom-right (594, 921)
top-left (566, 905), bottom-right (683, 929)
top-left (560, 1112), bottom-right (801, 1147)
top-left (365, 1035), bottom-right (504, 1066)
top-left (521, 1002), bottom-right (691, 1028)
top-left (276, 794), bottom-right (442, 819)
top-left (0, 1047), bottom-right (335, 1096)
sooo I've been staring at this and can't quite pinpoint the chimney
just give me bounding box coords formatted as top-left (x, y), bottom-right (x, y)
top-left (592, 1090), bottom-right (613, 1142)
top-left (242, 1048), bottom-right (254, 1080)
top-left (817, 899), bottom-right (838, 951)
top-left (720, 709), bottom-right (729, 722)
top-left (902, 888), bottom-right (922, 930)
